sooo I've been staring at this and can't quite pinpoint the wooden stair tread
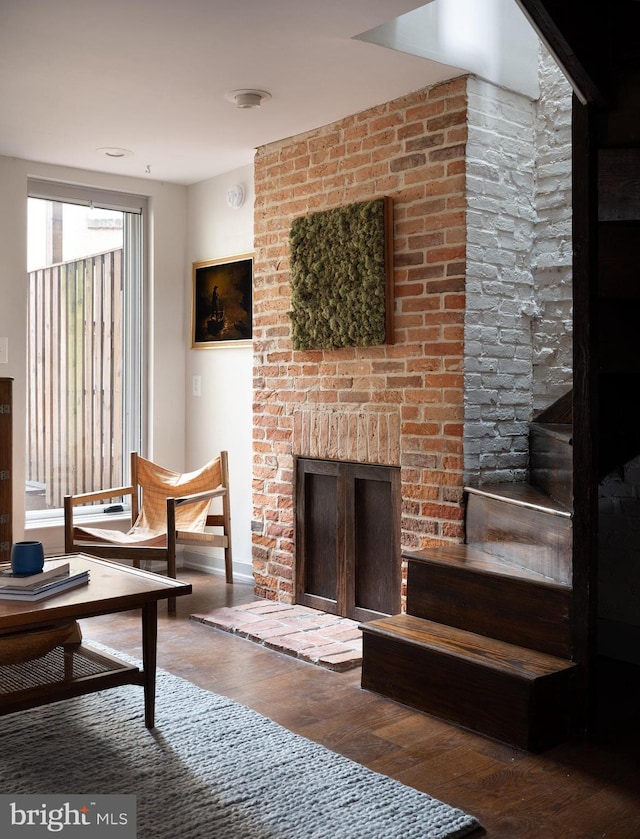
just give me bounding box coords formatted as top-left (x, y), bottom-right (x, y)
top-left (362, 614), bottom-right (575, 680)
top-left (465, 481), bottom-right (571, 517)
top-left (403, 544), bottom-right (571, 589)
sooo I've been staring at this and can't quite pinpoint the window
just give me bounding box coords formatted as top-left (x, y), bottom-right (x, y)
top-left (26, 180), bottom-right (146, 520)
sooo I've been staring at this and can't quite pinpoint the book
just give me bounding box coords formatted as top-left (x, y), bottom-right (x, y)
top-left (0, 569), bottom-right (89, 601)
top-left (0, 558), bottom-right (71, 588)
top-left (0, 565), bottom-right (88, 592)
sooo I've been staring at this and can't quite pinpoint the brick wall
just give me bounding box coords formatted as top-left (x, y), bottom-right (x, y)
top-left (251, 59), bottom-right (572, 604)
top-left (252, 78), bottom-right (469, 603)
top-left (465, 77), bottom-right (537, 484)
top-left (532, 46), bottom-right (573, 412)
top-left (464, 51), bottom-right (572, 485)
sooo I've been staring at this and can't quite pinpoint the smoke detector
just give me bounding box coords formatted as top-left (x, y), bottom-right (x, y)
top-left (226, 184), bottom-right (246, 208)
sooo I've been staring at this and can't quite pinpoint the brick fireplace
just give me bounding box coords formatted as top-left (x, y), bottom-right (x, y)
top-left (251, 77), bottom-right (468, 606)
top-left (250, 58), bottom-right (572, 608)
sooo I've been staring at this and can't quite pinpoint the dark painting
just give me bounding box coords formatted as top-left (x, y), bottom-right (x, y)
top-left (192, 254), bottom-right (253, 346)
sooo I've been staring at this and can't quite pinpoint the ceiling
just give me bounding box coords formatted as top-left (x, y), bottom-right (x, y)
top-left (0, 0), bottom-right (542, 187)
top-left (0, 0), bottom-right (470, 186)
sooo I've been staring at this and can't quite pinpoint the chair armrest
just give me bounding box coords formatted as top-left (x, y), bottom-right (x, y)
top-left (171, 487), bottom-right (227, 509)
top-left (64, 486), bottom-right (135, 554)
top-left (65, 485), bottom-right (135, 507)
top-left (166, 488), bottom-right (227, 542)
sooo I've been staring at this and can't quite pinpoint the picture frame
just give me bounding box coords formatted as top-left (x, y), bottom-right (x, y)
top-left (191, 253), bottom-right (253, 347)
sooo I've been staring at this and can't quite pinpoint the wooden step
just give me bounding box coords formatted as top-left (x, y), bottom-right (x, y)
top-left (464, 482), bottom-right (572, 584)
top-left (404, 546), bottom-right (573, 658)
top-left (533, 389), bottom-right (572, 425)
top-left (529, 421), bottom-right (573, 509)
top-left (361, 614), bottom-right (577, 751)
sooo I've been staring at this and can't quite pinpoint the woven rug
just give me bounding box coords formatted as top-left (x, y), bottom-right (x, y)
top-left (0, 644), bottom-right (482, 839)
top-left (190, 600), bottom-right (363, 671)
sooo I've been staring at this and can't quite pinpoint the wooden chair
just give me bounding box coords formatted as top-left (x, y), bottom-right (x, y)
top-left (64, 452), bottom-right (233, 613)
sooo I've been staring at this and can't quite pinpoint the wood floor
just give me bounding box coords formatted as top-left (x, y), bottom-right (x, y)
top-left (80, 568), bottom-right (640, 839)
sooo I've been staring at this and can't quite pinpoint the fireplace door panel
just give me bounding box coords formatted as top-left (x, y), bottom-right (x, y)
top-left (296, 458), bottom-right (400, 620)
top-left (299, 462), bottom-right (344, 614)
top-left (347, 464), bottom-right (401, 621)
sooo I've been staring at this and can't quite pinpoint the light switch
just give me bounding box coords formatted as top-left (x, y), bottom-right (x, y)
top-left (0, 338), bottom-right (7, 365)
top-left (192, 375), bottom-right (201, 397)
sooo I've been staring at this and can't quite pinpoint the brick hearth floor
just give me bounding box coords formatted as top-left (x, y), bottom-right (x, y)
top-left (190, 601), bottom-right (362, 671)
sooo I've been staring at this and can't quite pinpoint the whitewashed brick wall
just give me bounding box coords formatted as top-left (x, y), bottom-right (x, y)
top-left (532, 46), bottom-right (573, 412)
top-left (464, 49), bottom-right (573, 484)
top-left (465, 77), bottom-right (537, 483)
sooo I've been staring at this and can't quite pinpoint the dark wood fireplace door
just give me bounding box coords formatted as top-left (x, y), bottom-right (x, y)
top-left (295, 457), bottom-right (401, 622)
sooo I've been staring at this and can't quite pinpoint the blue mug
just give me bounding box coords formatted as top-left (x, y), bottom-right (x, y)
top-left (10, 541), bottom-right (45, 575)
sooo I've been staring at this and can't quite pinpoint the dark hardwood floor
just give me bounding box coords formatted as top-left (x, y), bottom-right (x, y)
top-left (80, 568), bottom-right (640, 839)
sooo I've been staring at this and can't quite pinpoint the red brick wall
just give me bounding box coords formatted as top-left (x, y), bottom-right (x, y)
top-left (252, 77), bottom-right (468, 604)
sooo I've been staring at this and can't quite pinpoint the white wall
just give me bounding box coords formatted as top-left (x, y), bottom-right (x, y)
top-left (0, 155), bottom-right (187, 551)
top-left (184, 164), bottom-right (254, 581)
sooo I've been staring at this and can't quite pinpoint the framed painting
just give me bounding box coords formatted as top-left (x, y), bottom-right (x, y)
top-left (191, 253), bottom-right (253, 347)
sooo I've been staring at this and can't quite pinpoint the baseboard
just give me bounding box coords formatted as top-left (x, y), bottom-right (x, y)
top-left (182, 548), bottom-right (254, 584)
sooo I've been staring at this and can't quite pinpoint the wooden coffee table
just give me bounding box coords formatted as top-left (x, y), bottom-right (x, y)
top-left (0, 554), bottom-right (192, 728)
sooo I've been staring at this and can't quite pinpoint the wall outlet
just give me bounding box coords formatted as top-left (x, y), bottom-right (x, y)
top-left (192, 374), bottom-right (201, 397)
top-left (0, 338), bottom-right (7, 365)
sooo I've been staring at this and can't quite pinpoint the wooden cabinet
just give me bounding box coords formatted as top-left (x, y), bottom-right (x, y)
top-left (0, 378), bottom-right (12, 565)
top-left (295, 457), bottom-right (401, 621)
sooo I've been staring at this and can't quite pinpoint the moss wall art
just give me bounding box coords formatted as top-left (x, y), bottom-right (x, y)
top-left (288, 197), bottom-right (393, 350)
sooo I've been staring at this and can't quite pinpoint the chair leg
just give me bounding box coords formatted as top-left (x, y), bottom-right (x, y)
top-left (224, 545), bottom-right (233, 584)
top-left (167, 528), bottom-right (178, 614)
top-left (63, 641), bottom-right (82, 680)
top-left (220, 451), bottom-right (233, 585)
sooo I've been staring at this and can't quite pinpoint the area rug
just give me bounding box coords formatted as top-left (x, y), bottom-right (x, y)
top-left (0, 644), bottom-right (482, 839)
top-left (190, 600), bottom-right (363, 671)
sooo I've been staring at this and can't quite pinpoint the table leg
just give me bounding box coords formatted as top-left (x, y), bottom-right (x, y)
top-left (141, 601), bottom-right (158, 728)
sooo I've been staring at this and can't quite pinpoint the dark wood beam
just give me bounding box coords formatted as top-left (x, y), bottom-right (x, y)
top-left (571, 97), bottom-right (600, 737)
top-left (515, 0), bottom-right (608, 106)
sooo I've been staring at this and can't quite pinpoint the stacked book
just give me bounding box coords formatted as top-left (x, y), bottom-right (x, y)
top-left (0, 558), bottom-right (89, 601)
